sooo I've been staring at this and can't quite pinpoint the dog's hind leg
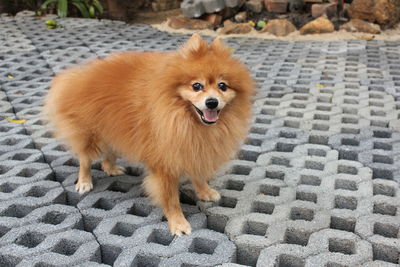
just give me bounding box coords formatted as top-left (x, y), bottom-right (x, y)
top-left (191, 179), bottom-right (220, 202)
top-left (143, 170), bottom-right (191, 236)
top-left (75, 155), bottom-right (94, 194)
top-left (101, 150), bottom-right (125, 176)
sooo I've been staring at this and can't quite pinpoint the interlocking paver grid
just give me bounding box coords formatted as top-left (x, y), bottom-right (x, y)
top-left (0, 12), bottom-right (399, 266)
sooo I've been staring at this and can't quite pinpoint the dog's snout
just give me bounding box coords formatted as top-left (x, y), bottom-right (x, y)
top-left (205, 98), bottom-right (219, 109)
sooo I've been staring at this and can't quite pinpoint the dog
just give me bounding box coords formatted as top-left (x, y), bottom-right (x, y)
top-left (44, 34), bottom-right (254, 235)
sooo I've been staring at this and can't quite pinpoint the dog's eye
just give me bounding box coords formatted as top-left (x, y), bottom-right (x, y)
top-left (218, 82), bottom-right (227, 91)
top-left (192, 82), bottom-right (203, 92)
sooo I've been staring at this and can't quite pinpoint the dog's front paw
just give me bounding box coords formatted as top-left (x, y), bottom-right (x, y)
top-left (168, 217), bottom-right (192, 236)
top-left (196, 187), bottom-right (221, 202)
top-left (102, 165), bottom-right (125, 176)
top-left (75, 181), bottom-right (93, 194)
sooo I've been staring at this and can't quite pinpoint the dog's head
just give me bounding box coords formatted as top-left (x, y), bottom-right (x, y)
top-left (166, 34), bottom-right (253, 125)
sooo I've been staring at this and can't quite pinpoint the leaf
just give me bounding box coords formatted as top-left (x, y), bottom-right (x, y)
top-left (92, 0), bottom-right (103, 14)
top-left (89, 5), bottom-right (95, 18)
top-left (7, 74), bottom-right (14, 78)
top-left (57, 0), bottom-right (68, 18)
top-left (40, 0), bottom-right (58, 9)
top-left (71, 1), bottom-right (90, 18)
top-left (358, 35), bottom-right (375, 41)
top-left (316, 83), bottom-right (325, 88)
top-left (5, 117), bottom-right (26, 124)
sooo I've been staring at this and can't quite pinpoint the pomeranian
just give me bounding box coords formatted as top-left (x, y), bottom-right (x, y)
top-left (44, 34), bottom-right (254, 235)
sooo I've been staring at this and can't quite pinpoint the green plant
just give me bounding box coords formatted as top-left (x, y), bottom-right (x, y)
top-left (40, 0), bottom-right (103, 18)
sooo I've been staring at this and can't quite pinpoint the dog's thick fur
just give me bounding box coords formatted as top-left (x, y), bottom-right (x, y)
top-left (44, 34), bottom-right (254, 235)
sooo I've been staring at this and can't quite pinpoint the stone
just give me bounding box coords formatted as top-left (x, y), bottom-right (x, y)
top-left (289, 0), bottom-right (305, 13)
top-left (235, 11), bottom-right (247, 22)
top-left (246, 0), bottom-right (264, 13)
top-left (311, 3), bottom-right (337, 18)
top-left (264, 0), bottom-right (289, 13)
top-left (348, 0), bottom-right (400, 28)
top-left (167, 16), bottom-right (213, 30)
top-left (218, 21), bottom-right (253, 34)
top-left (340, 19), bottom-right (381, 34)
top-left (299, 15), bottom-right (334, 34)
top-left (260, 19), bottom-right (296, 36)
top-left (203, 13), bottom-right (223, 26)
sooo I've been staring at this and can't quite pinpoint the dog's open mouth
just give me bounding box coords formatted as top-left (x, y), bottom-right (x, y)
top-left (193, 105), bottom-right (220, 125)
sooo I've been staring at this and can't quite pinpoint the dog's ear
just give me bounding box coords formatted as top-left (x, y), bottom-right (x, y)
top-left (210, 36), bottom-right (231, 56)
top-left (179, 33), bottom-right (208, 58)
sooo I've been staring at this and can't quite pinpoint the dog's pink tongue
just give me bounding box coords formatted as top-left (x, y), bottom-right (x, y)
top-left (203, 109), bottom-right (219, 122)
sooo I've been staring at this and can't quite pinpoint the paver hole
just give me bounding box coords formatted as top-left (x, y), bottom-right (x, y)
top-left (340, 127), bottom-right (360, 134)
top-left (338, 165), bottom-right (358, 175)
top-left (370, 120), bottom-right (389, 128)
top-left (107, 181), bottom-right (133, 193)
top-left (343, 98), bottom-right (358, 105)
top-left (41, 211), bottom-right (67, 225)
top-left (265, 170), bottom-right (285, 180)
top-left (259, 184), bottom-right (280, 196)
top-left (290, 207), bottom-right (314, 221)
top-left (93, 198), bottom-right (116, 211)
top-left (244, 221), bottom-right (268, 236)
top-left (0, 204), bottom-right (31, 218)
top-left (133, 254), bottom-right (161, 267)
top-left (373, 142), bottom-right (392, 151)
top-left (110, 222), bottom-right (137, 237)
top-left (17, 168), bottom-right (39, 178)
top-left (312, 124), bottom-right (329, 131)
top-left (373, 222), bottom-right (398, 238)
top-left (309, 135), bottom-right (329, 145)
top-left (373, 184), bottom-right (395, 197)
top-left (373, 130), bottom-right (391, 138)
top-left (15, 231), bottom-right (45, 248)
top-left (335, 179), bottom-right (357, 191)
top-left (304, 161), bottom-right (324, 171)
top-left (279, 131), bottom-right (297, 138)
top-left (64, 158), bottom-right (79, 167)
top-left (341, 117), bottom-right (358, 124)
top-left (328, 239), bottom-right (355, 255)
top-left (299, 175), bottom-right (321, 186)
top-left (372, 168), bottom-right (393, 180)
top-left (220, 196), bottom-right (237, 208)
top-left (100, 245), bottom-right (122, 265)
top-left (276, 142), bottom-right (296, 152)
top-left (284, 120), bottom-right (300, 128)
top-left (334, 196), bottom-right (357, 210)
top-left (278, 255), bottom-right (305, 267)
top-left (307, 148), bottom-right (326, 157)
top-left (0, 137), bottom-right (18, 146)
top-left (290, 103), bottom-right (306, 109)
top-left (370, 110), bottom-right (386, 117)
top-left (314, 114), bottom-right (330, 120)
top-left (147, 229), bottom-right (174, 246)
top-left (231, 165), bottom-right (251, 175)
top-left (0, 183), bottom-right (17, 193)
top-left (25, 186), bottom-right (46, 197)
top-left (252, 201), bottom-right (275, 214)
top-left (189, 238), bottom-right (217, 255)
top-left (226, 180), bottom-right (244, 191)
top-left (11, 153), bottom-right (31, 161)
top-left (271, 157), bottom-right (290, 166)
top-left (372, 155), bottom-right (393, 164)
top-left (341, 138), bottom-right (359, 146)
top-left (373, 203), bottom-right (397, 216)
top-left (238, 150), bottom-right (260, 162)
top-left (287, 111), bottom-right (303, 118)
top-left (255, 117), bottom-right (271, 124)
top-left (372, 243), bottom-right (399, 263)
top-left (250, 127), bottom-right (267, 134)
top-left (316, 105), bottom-right (331, 111)
top-left (296, 191), bottom-right (317, 203)
top-left (245, 138), bottom-right (262, 146)
top-left (127, 204), bottom-right (151, 217)
top-left (284, 228), bottom-right (310, 246)
top-left (52, 239), bottom-right (80, 256)
top-left (330, 216), bottom-right (355, 232)
top-left (261, 108), bottom-right (275, 115)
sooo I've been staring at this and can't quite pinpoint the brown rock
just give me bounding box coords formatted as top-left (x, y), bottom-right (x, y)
top-left (264, 0), bottom-right (289, 13)
top-left (167, 16), bottom-right (213, 30)
top-left (235, 11), bottom-right (247, 22)
top-left (246, 0), bottom-right (264, 13)
top-left (348, 0), bottom-right (400, 27)
top-left (203, 14), bottom-right (222, 26)
top-left (218, 22), bottom-right (253, 34)
top-left (311, 3), bottom-right (337, 18)
top-left (299, 15), bottom-right (334, 34)
top-left (261, 19), bottom-right (296, 36)
top-left (340, 19), bottom-right (381, 34)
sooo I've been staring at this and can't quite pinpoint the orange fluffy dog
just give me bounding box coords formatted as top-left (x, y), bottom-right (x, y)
top-left (44, 34), bottom-right (254, 235)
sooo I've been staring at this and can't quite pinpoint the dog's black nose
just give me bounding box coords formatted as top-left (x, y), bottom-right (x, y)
top-left (205, 98), bottom-right (219, 109)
